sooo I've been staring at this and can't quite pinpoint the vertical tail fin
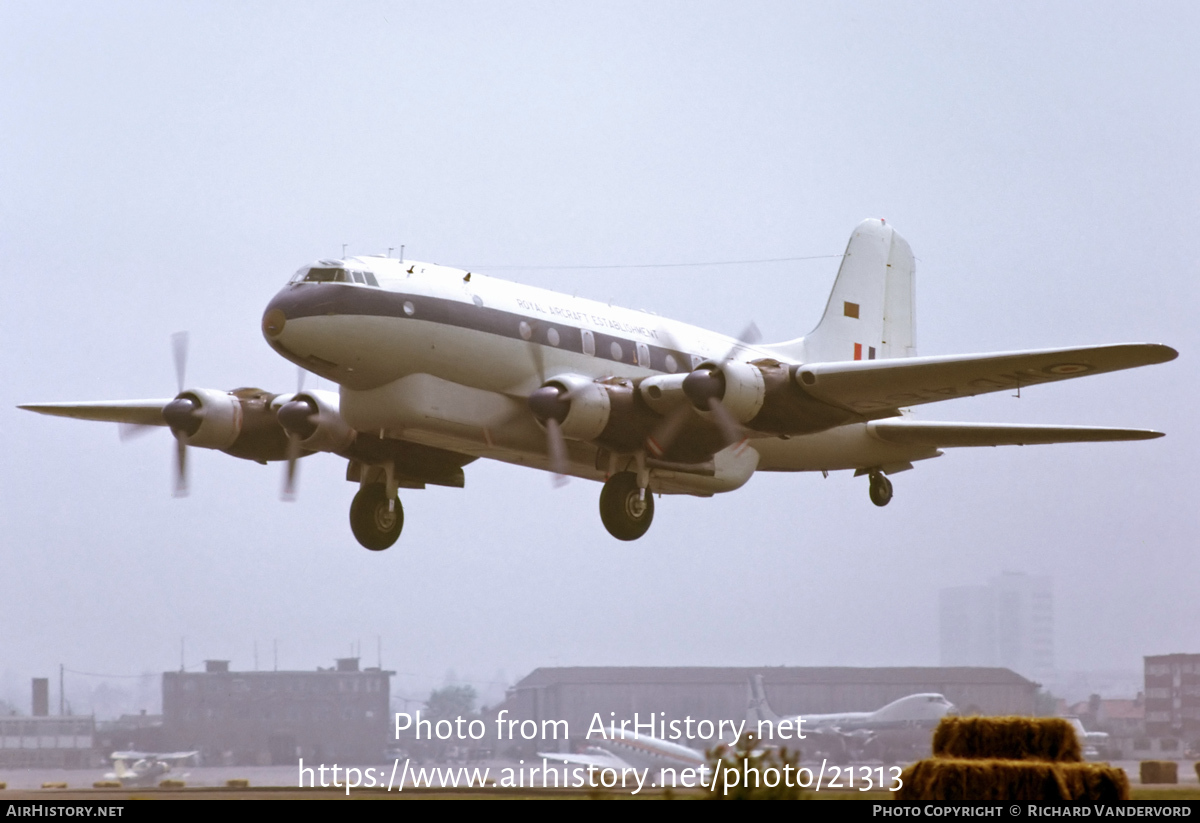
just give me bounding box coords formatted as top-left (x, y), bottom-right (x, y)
top-left (768, 219), bottom-right (916, 364)
top-left (747, 674), bottom-right (783, 725)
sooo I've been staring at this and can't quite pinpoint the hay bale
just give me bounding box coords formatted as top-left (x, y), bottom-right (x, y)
top-left (225, 778), bottom-right (250, 788)
top-left (0, 782), bottom-right (6, 790)
top-left (92, 781), bottom-right (121, 788)
top-left (158, 779), bottom-right (186, 788)
top-left (1139, 761), bottom-right (1178, 784)
top-left (41, 782), bottom-right (68, 789)
top-left (1195, 761), bottom-right (1199, 783)
top-left (932, 716), bottom-right (1081, 762)
top-left (896, 758), bottom-right (1129, 802)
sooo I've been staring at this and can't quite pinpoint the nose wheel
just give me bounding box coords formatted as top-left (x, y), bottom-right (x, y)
top-left (599, 471), bottom-right (655, 541)
top-left (868, 470), bottom-right (893, 507)
top-left (350, 483), bottom-right (403, 550)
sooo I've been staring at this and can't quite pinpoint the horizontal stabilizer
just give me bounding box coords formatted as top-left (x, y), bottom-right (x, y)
top-left (870, 420), bottom-right (1164, 448)
top-left (18, 400), bottom-right (171, 426)
top-left (797, 343), bottom-right (1176, 414)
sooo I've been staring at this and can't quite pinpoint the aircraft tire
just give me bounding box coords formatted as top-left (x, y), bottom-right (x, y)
top-left (599, 471), bottom-right (654, 541)
top-left (868, 472), bottom-right (893, 507)
top-left (350, 483), bottom-right (403, 550)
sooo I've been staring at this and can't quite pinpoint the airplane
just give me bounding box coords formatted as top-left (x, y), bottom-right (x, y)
top-left (106, 749), bottom-right (198, 787)
top-left (1062, 715), bottom-right (1111, 759)
top-left (747, 674), bottom-right (957, 763)
top-left (19, 219), bottom-right (1177, 549)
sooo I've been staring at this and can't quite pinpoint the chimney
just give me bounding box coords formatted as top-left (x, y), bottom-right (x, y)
top-left (32, 678), bottom-right (49, 716)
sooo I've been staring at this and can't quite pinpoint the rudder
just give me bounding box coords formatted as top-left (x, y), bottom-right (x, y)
top-left (777, 219), bottom-right (916, 364)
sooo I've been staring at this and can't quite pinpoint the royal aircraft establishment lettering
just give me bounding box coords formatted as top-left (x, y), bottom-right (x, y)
top-left (515, 298), bottom-right (659, 341)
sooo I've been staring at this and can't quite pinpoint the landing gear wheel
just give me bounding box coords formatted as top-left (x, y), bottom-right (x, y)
top-left (868, 471), bottom-right (893, 507)
top-left (350, 483), bottom-right (403, 551)
top-left (599, 471), bottom-right (655, 541)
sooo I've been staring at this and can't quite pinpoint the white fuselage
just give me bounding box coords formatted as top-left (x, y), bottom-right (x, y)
top-left (262, 257), bottom-right (938, 494)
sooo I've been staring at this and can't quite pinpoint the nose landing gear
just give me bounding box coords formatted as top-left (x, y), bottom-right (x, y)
top-left (599, 471), bottom-right (655, 541)
top-left (350, 483), bottom-right (403, 550)
top-left (868, 470), bottom-right (894, 507)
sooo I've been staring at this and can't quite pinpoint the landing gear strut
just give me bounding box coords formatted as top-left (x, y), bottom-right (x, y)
top-left (350, 483), bottom-right (403, 550)
top-left (599, 471), bottom-right (655, 541)
top-left (868, 470), bottom-right (893, 507)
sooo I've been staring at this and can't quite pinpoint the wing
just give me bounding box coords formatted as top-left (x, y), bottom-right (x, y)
top-left (869, 420), bottom-right (1163, 448)
top-left (796, 343), bottom-right (1176, 414)
top-left (18, 400), bottom-right (171, 426)
top-left (537, 748), bottom-right (632, 771)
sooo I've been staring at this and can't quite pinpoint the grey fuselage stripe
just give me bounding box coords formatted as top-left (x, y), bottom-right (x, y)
top-left (267, 283), bottom-right (700, 374)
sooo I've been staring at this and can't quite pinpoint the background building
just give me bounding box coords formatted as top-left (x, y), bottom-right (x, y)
top-left (0, 679), bottom-right (96, 768)
top-left (940, 572), bottom-right (1054, 681)
top-left (1144, 653), bottom-right (1200, 754)
top-left (162, 658), bottom-right (392, 765)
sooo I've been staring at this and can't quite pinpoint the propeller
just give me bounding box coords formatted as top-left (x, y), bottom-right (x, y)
top-left (277, 366), bottom-right (311, 501)
top-left (648, 322), bottom-right (761, 457)
top-left (161, 332), bottom-right (193, 497)
top-left (523, 328), bottom-right (572, 486)
top-left (527, 383), bottom-right (571, 486)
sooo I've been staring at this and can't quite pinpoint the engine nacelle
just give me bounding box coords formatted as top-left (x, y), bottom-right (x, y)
top-left (690, 360), bottom-right (766, 423)
top-left (535, 373), bottom-right (612, 442)
top-left (170, 388), bottom-right (243, 449)
top-left (274, 389), bottom-right (356, 454)
top-left (685, 360), bottom-right (855, 436)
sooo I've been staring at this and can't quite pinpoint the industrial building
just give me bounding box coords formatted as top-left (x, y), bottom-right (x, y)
top-left (0, 678), bottom-right (97, 768)
top-left (162, 658), bottom-right (392, 765)
top-left (1144, 653), bottom-right (1200, 752)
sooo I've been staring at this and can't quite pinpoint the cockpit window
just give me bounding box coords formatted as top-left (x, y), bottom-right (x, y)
top-left (291, 265), bottom-right (379, 286)
top-left (304, 267), bottom-right (344, 282)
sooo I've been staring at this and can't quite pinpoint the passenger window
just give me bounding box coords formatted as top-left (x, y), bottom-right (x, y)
top-left (350, 271), bottom-right (365, 284)
top-left (581, 330), bottom-right (595, 356)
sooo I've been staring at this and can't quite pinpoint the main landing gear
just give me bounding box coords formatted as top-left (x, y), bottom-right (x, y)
top-left (868, 470), bottom-right (894, 507)
top-left (599, 471), bottom-right (655, 541)
top-left (350, 483), bottom-right (403, 551)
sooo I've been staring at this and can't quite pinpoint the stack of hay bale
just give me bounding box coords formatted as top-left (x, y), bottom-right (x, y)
top-left (1139, 761), bottom-right (1177, 784)
top-left (896, 717), bottom-right (1129, 802)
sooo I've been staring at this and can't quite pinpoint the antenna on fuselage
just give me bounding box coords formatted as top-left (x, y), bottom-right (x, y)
top-left (387, 248), bottom-right (393, 258)
top-left (400, 244), bottom-right (405, 263)
top-left (342, 243), bottom-right (347, 258)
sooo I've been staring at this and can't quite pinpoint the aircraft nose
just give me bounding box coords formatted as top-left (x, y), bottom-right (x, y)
top-left (262, 306), bottom-right (286, 338)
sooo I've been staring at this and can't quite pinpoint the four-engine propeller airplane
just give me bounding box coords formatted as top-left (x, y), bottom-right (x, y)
top-left (20, 219), bottom-right (1177, 549)
top-left (747, 675), bottom-right (956, 763)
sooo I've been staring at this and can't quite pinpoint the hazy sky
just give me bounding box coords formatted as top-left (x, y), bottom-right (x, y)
top-left (1, 2), bottom-right (1196, 714)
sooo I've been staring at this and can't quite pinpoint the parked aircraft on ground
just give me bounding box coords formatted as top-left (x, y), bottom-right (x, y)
top-left (107, 750), bottom-right (198, 787)
top-left (1063, 716), bottom-right (1112, 759)
top-left (20, 219), bottom-right (1176, 549)
top-left (747, 675), bottom-right (957, 763)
